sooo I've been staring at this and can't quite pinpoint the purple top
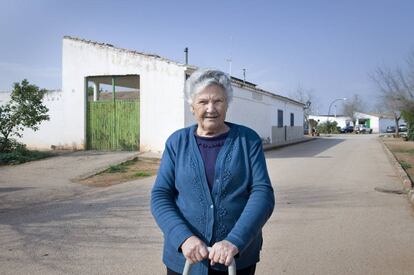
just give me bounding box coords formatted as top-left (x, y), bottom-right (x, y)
top-left (195, 131), bottom-right (229, 190)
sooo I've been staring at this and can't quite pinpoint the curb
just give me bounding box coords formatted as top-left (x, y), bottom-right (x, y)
top-left (379, 138), bottom-right (414, 206)
top-left (72, 153), bottom-right (140, 181)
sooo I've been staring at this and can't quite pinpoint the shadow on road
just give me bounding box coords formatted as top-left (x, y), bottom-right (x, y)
top-left (0, 187), bottom-right (34, 193)
top-left (0, 186), bottom-right (161, 266)
top-left (265, 138), bottom-right (345, 158)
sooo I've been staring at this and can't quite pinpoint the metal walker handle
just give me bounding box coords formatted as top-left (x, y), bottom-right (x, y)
top-left (182, 247), bottom-right (236, 275)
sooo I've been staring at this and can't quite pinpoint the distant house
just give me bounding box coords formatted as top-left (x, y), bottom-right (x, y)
top-left (2, 36), bottom-right (305, 152)
top-left (309, 112), bottom-right (404, 133)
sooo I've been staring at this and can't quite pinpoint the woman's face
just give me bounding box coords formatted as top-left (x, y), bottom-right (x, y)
top-left (191, 84), bottom-right (228, 135)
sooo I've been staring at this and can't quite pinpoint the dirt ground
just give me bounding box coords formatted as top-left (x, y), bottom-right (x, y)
top-left (381, 136), bottom-right (414, 182)
top-left (77, 158), bottom-right (160, 187)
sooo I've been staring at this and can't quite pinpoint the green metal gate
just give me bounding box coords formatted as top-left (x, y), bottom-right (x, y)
top-left (86, 100), bottom-right (140, 150)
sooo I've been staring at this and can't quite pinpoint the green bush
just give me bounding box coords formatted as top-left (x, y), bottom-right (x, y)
top-left (0, 137), bottom-right (24, 153)
top-left (316, 121), bottom-right (339, 134)
top-left (0, 139), bottom-right (51, 165)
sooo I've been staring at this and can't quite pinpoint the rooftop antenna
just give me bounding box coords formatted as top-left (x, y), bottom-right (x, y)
top-left (226, 36), bottom-right (233, 76)
top-left (184, 47), bottom-right (188, 65)
top-left (243, 68), bottom-right (246, 84)
top-left (226, 57), bottom-right (232, 76)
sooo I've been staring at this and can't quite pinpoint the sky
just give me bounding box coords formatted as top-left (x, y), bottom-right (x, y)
top-left (1, 0), bottom-right (414, 114)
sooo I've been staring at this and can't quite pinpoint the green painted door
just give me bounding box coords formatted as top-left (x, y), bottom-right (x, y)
top-left (365, 119), bottom-right (371, 128)
top-left (86, 100), bottom-right (139, 150)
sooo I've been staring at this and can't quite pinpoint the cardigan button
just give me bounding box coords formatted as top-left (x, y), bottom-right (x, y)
top-left (210, 204), bottom-right (214, 209)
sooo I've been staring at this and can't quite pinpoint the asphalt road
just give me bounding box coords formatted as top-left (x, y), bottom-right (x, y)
top-left (1, 135), bottom-right (414, 274)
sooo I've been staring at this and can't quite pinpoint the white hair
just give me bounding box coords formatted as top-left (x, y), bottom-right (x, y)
top-left (184, 69), bottom-right (233, 105)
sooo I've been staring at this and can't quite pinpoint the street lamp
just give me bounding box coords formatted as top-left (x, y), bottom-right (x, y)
top-left (327, 98), bottom-right (347, 134)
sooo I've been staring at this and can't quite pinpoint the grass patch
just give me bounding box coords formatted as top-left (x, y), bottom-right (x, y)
top-left (108, 164), bottom-right (127, 173)
top-left (79, 158), bottom-right (160, 187)
top-left (106, 159), bottom-right (136, 173)
top-left (382, 137), bottom-right (414, 186)
top-left (134, 171), bottom-right (151, 177)
top-left (392, 148), bottom-right (414, 154)
top-left (400, 160), bottom-right (412, 169)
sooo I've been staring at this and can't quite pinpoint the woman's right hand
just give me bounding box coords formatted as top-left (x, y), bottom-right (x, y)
top-left (181, 236), bottom-right (209, 264)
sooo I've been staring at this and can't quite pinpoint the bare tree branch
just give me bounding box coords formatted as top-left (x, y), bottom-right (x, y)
top-left (341, 94), bottom-right (365, 126)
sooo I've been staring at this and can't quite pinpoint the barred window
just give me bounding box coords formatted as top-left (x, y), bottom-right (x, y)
top-left (278, 110), bottom-right (283, 127)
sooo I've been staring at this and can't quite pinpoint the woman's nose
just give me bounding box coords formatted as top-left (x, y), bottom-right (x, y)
top-left (206, 102), bottom-right (215, 112)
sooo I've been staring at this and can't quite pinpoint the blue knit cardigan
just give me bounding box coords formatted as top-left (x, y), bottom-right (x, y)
top-left (151, 122), bottom-right (275, 275)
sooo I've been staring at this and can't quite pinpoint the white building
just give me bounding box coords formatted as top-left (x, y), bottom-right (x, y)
top-left (309, 112), bottom-right (403, 133)
top-left (3, 36), bottom-right (304, 152)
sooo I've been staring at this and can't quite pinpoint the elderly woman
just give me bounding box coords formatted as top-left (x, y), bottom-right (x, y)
top-left (151, 69), bottom-right (275, 275)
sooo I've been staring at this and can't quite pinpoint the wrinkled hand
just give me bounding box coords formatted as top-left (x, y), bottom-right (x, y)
top-left (209, 240), bottom-right (238, 266)
top-left (181, 236), bottom-right (209, 264)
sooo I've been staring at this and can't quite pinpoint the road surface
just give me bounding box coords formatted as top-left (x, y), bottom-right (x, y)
top-left (1, 135), bottom-right (413, 274)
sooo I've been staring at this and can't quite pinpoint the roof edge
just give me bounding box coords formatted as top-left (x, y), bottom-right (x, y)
top-left (63, 35), bottom-right (191, 68)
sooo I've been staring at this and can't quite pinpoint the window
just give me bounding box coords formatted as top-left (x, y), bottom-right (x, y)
top-left (290, 113), bottom-right (294, 126)
top-left (278, 110), bottom-right (283, 127)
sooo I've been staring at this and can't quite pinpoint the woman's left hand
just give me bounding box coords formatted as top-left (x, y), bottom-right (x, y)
top-left (208, 240), bottom-right (239, 266)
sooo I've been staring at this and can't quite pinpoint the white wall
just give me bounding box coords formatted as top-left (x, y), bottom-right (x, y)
top-left (185, 85), bottom-right (304, 143)
top-left (354, 113), bottom-right (377, 133)
top-left (61, 37), bottom-right (187, 152)
top-left (227, 86), bottom-right (273, 140)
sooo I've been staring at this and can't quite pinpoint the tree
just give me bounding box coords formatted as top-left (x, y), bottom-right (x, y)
top-left (403, 52), bottom-right (414, 140)
top-left (290, 86), bottom-right (319, 135)
top-left (370, 66), bottom-right (406, 135)
top-left (0, 79), bottom-right (49, 152)
top-left (370, 51), bottom-right (414, 139)
top-left (316, 121), bottom-right (339, 134)
top-left (341, 94), bottom-right (364, 127)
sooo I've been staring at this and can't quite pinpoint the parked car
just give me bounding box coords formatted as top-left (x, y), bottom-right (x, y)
top-left (386, 126), bottom-right (396, 133)
top-left (355, 125), bottom-right (373, 134)
top-left (340, 125), bottom-right (354, 133)
top-left (399, 124), bottom-right (407, 132)
top-left (399, 124), bottom-right (408, 139)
